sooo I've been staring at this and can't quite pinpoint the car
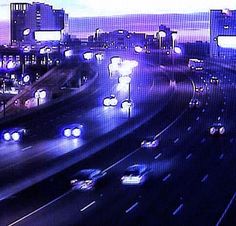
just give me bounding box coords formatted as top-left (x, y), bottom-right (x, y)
top-left (1, 128), bottom-right (28, 142)
top-left (210, 76), bottom-right (219, 85)
top-left (189, 99), bottom-right (201, 108)
top-left (141, 137), bottom-right (159, 148)
top-left (121, 99), bottom-right (132, 110)
top-left (209, 123), bottom-right (225, 135)
top-left (70, 169), bottom-right (106, 191)
top-left (195, 86), bottom-right (204, 93)
top-left (103, 95), bottom-right (118, 107)
top-left (121, 164), bottom-right (150, 185)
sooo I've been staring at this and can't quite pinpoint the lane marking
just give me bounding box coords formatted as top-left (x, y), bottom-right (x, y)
top-left (218, 116), bottom-right (221, 121)
top-left (187, 126), bottom-right (192, 132)
top-left (174, 138), bottom-right (179, 144)
top-left (196, 116), bottom-right (200, 121)
top-left (219, 154), bottom-right (224, 160)
top-left (8, 190), bottom-right (72, 226)
top-left (80, 201), bottom-right (96, 212)
top-left (172, 203), bottom-right (184, 216)
top-left (125, 202), bottom-right (139, 213)
top-left (162, 173), bottom-right (171, 182)
top-left (202, 109), bottom-right (206, 113)
top-left (201, 138), bottom-right (206, 144)
top-left (103, 104), bottom-right (191, 173)
top-left (201, 174), bottom-right (208, 183)
top-left (186, 153), bottom-right (192, 160)
top-left (21, 146), bottom-right (32, 151)
top-left (215, 191), bottom-right (236, 226)
top-left (221, 109), bottom-right (225, 113)
top-left (102, 148), bottom-right (140, 173)
top-left (154, 153), bottom-right (162, 160)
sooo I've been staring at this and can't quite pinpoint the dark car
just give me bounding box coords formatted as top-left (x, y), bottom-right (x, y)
top-left (70, 169), bottom-right (106, 191)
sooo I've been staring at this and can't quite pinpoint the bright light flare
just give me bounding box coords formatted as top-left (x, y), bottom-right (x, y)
top-left (83, 52), bottom-right (94, 60)
top-left (134, 46), bottom-right (143, 53)
top-left (95, 53), bottom-right (104, 61)
top-left (174, 47), bottom-right (182, 54)
top-left (65, 49), bottom-right (73, 57)
top-left (63, 128), bottom-right (71, 137)
top-left (11, 132), bottom-right (20, 141)
top-left (119, 76), bottom-right (131, 84)
top-left (218, 36), bottom-right (236, 49)
top-left (6, 61), bottom-right (16, 70)
top-left (110, 57), bottom-right (122, 65)
top-left (72, 128), bottom-right (81, 137)
top-left (3, 132), bottom-right (11, 141)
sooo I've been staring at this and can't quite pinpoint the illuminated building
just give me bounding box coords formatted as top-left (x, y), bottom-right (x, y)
top-left (10, 2), bottom-right (68, 46)
top-left (210, 9), bottom-right (236, 58)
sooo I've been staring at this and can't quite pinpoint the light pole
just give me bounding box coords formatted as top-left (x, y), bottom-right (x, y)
top-left (171, 32), bottom-right (178, 86)
top-left (1, 100), bottom-right (6, 118)
top-left (34, 89), bottom-right (47, 107)
top-left (158, 31), bottom-right (166, 65)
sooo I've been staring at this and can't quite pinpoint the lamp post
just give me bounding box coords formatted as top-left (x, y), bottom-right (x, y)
top-left (34, 89), bottom-right (47, 107)
top-left (1, 100), bottom-right (6, 118)
top-left (158, 31), bottom-right (166, 65)
top-left (171, 32), bottom-right (178, 86)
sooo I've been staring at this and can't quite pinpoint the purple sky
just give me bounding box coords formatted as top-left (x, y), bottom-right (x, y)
top-left (0, 12), bottom-right (210, 44)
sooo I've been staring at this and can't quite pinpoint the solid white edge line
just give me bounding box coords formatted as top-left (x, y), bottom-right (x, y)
top-left (215, 191), bottom-right (236, 226)
top-left (8, 190), bottom-right (72, 226)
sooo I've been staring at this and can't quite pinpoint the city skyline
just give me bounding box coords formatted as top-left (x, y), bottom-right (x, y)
top-left (0, 0), bottom-right (235, 20)
top-left (0, 1), bottom-right (234, 44)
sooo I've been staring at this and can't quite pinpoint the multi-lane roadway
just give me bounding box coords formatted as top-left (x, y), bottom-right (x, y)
top-left (0, 53), bottom-right (235, 226)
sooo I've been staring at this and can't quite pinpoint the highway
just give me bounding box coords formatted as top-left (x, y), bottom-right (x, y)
top-left (0, 53), bottom-right (235, 225)
top-left (0, 51), bottom-right (176, 201)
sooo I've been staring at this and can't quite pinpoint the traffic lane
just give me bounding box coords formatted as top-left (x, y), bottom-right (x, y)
top-left (0, 70), bottom-right (170, 171)
top-left (0, 73), bottom-right (195, 225)
top-left (65, 110), bottom-right (221, 226)
top-left (0, 60), bottom-right (168, 159)
top-left (0, 69), bottom-right (175, 201)
top-left (6, 84), bottom-right (212, 226)
top-left (172, 134), bottom-right (236, 226)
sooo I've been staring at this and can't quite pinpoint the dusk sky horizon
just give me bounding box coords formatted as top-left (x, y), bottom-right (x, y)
top-left (0, 1), bottom-right (235, 44)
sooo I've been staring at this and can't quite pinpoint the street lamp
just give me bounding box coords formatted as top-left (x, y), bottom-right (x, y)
top-left (158, 31), bottom-right (166, 65)
top-left (171, 32), bottom-right (178, 86)
top-left (34, 89), bottom-right (47, 106)
top-left (1, 100), bottom-right (6, 118)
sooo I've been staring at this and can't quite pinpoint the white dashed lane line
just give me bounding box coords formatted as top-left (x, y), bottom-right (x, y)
top-left (154, 153), bottom-right (162, 160)
top-left (162, 173), bottom-right (172, 182)
top-left (125, 202), bottom-right (139, 214)
top-left (80, 201), bottom-right (96, 212)
top-left (201, 174), bottom-right (209, 183)
top-left (22, 146), bottom-right (32, 151)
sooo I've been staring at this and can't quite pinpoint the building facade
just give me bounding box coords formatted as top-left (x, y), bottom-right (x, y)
top-left (10, 2), bottom-right (68, 46)
top-left (210, 9), bottom-right (236, 58)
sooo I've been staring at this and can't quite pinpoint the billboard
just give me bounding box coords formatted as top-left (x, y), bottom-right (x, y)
top-left (35, 31), bottom-right (61, 41)
top-left (217, 36), bottom-right (236, 49)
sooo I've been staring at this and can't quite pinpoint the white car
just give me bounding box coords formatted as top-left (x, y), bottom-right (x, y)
top-left (141, 137), bottom-right (159, 148)
top-left (121, 164), bottom-right (150, 185)
top-left (103, 95), bottom-right (118, 107)
top-left (210, 76), bottom-right (219, 85)
top-left (70, 169), bottom-right (106, 191)
top-left (209, 123), bottom-right (225, 135)
top-left (189, 99), bottom-right (201, 108)
top-left (121, 99), bottom-right (132, 110)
